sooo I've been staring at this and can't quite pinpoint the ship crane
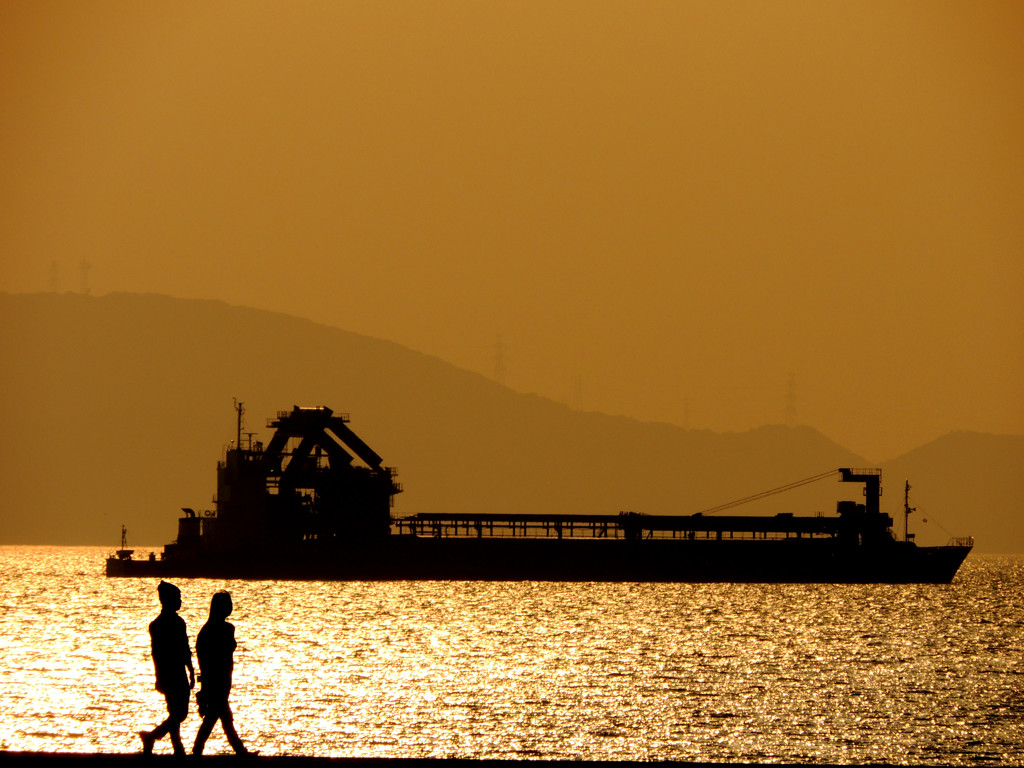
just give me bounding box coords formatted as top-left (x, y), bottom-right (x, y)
top-left (697, 467), bottom-right (880, 516)
top-left (838, 468), bottom-right (882, 516)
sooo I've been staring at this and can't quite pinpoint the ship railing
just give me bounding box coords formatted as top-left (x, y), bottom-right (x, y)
top-left (656, 529), bottom-right (837, 541)
top-left (947, 536), bottom-right (974, 548)
top-left (390, 516), bottom-right (842, 541)
top-left (392, 517), bottom-right (626, 540)
top-left (268, 408), bottom-right (349, 426)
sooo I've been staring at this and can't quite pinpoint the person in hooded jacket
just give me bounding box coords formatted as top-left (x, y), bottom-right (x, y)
top-left (192, 591), bottom-right (252, 756)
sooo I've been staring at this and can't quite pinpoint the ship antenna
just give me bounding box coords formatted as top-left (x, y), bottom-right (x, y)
top-left (904, 479), bottom-right (916, 542)
top-left (233, 398), bottom-right (245, 449)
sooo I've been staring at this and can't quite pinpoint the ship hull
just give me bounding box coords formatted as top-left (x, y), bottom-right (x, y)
top-left (106, 537), bottom-right (971, 584)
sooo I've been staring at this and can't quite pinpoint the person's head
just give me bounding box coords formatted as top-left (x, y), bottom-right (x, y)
top-left (209, 591), bottom-right (233, 620)
top-left (157, 580), bottom-right (181, 611)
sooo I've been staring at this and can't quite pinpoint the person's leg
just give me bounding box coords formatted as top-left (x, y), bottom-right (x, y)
top-left (148, 716), bottom-right (173, 741)
top-left (192, 712), bottom-right (217, 755)
top-left (138, 729), bottom-right (156, 754)
top-left (140, 712), bottom-right (174, 754)
top-left (219, 704), bottom-right (248, 755)
top-left (169, 723), bottom-right (186, 756)
top-left (166, 686), bottom-right (190, 755)
top-left (141, 685), bottom-right (187, 753)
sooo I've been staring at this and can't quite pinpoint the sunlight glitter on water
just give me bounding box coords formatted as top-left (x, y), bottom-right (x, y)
top-left (0, 546), bottom-right (1021, 763)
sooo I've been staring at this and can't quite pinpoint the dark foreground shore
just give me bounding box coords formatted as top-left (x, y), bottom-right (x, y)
top-left (0, 753), bottom-right (942, 768)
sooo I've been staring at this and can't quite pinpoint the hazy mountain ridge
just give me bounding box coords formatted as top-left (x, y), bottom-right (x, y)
top-left (1, 292), bottom-right (1018, 552)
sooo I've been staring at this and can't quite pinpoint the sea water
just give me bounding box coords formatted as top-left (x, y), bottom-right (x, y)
top-left (0, 546), bottom-right (1021, 764)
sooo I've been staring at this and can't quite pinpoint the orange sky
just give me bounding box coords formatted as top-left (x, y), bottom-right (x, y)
top-left (2, 0), bottom-right (1022, 461)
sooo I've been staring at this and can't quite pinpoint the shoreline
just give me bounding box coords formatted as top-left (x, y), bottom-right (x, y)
top-left (0, 752), bottom-right (940, 768)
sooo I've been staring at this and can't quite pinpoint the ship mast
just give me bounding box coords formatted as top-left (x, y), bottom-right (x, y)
top-left (233, 398), bottom-right (244, 450)
top-left (904, 479), bottom-right (916, 542)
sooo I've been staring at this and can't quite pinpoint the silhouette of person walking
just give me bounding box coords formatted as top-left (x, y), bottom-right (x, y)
top-left (139, 581), bottom-right (194, 755)
top-left (192, 591), bottom-right (252, 756)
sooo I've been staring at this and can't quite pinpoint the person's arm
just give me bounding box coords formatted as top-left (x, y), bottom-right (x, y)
top-left (184, 622), bottom-right (196, 689)
top-left (150, 626), bottom-right (164, 693)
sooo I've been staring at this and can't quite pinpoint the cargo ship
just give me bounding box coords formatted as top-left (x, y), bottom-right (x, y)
top-left (106, 404), bottom-right (973, 583)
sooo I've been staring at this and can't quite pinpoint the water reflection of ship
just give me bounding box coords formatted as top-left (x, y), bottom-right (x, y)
top-left (106, 403), bottom-right (973, 583)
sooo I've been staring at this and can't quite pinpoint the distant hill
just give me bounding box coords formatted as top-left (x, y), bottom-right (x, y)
top-left (0, 292), bottom-right (1017, 552)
